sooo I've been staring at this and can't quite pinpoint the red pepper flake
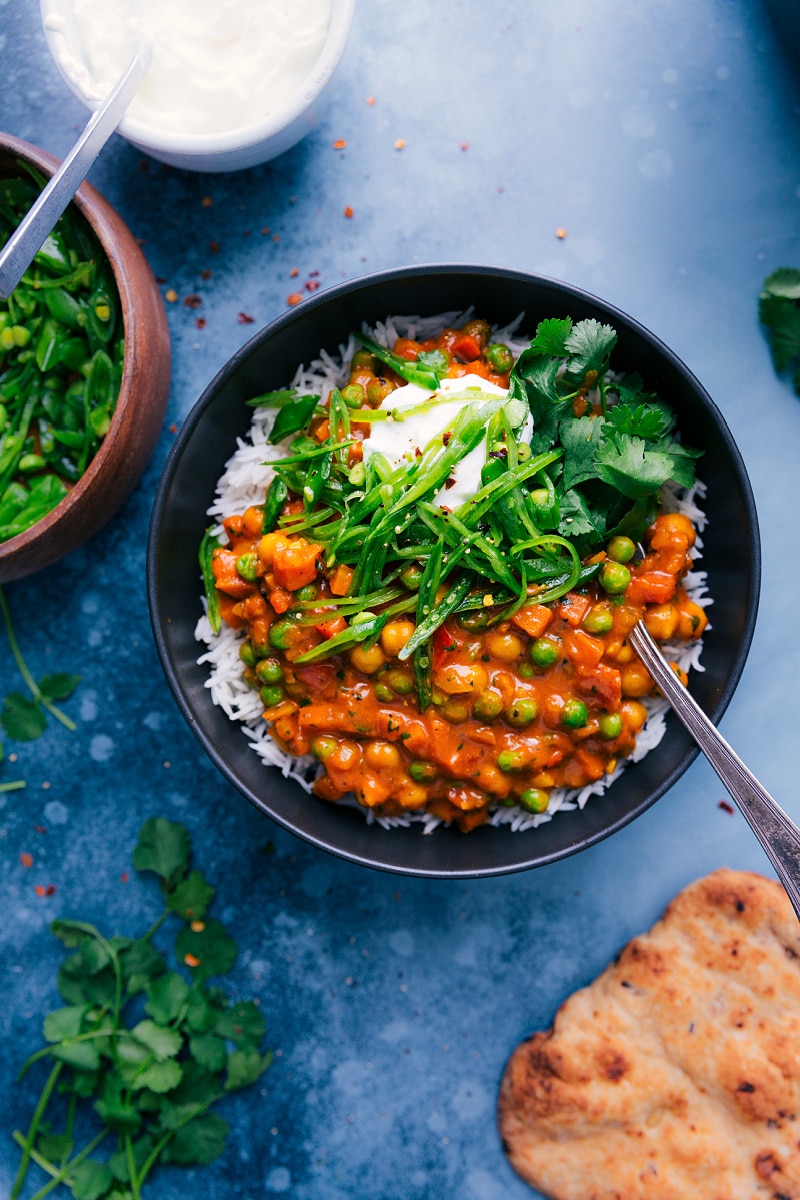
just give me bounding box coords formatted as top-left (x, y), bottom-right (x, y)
top-left (333, 138), bottom-right (347, 150)
top-left (184, 953), bottom-right (201, 968)
top-left (201, 196), bottom-right (214, 207)
top-left (497, 186), bottom-right (504, 193)
top-left (169, 423), bottom-right (177, 433)
top-left (165, 289), bottom-right (178, 303)
top-left (35, 884), bottom-right (56, 897)
top-left (121, 872), bottom-right (130, 882)
top-left (442, 431), bottom-right (452, 446)
top-left (555, 227), bottom-right (568, 240)
top-left (20, 852), bottom-right (33, 868)
top-left (195, 317), bottom-right (206, 330)
top-left (394, 139), bottom-right (406, 150)
top-left (155, 275), bottom-right (167, 284)
top-left (261, 227), bottom-right (270, 235)
top-left (343, 206), bottom-right (354, 219)
top-left (183, 294), bottom-right (202, 309)
top-left (459, 142), bottom-right (470, 151)
top-left (309, 270), bottom-right (320, 277)
top-left (210, 239), bottom-right (220, 254)
top-left (290, 267), bottom-right (299, 278)
top-left (34, 825), bottom-right (46, 834)
top-left (200, 268), bottom-right (212, 281)
top-left (444, 476), bottom-right (456, 489)
top-left (287, 293), bottom-right (303, 306)
top-left (237, 311), bottom-right (255, 324)
top-left (305, 280), bottom-right (320, 292)
top-left (272, 234), bottom-right (281, 243)
top-left (366, 96), bottom-right (376, 106)
top-left (718, 800), bottom-right (735, 814)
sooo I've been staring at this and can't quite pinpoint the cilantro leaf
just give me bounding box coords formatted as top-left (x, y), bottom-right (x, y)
top-left (50, 919), bottom-right (97, 948)
top-left (145, 971), bottom-right (189, 1025)
top-left (531, 316), bottom-right (573, 355)
top-left (37, 672), bottom-right (81, 702)
top-left (557, 487), bottom-right (607, 542)
top-left (68, 1158), bottom-right (114, 1200)
top-left (759, 293), bottom-right (800, 373)
top-left (120, 938), bottom-right (166, 994)
top-left (763, 267), bottom-right (800, 299)
top-left (131, 1020), bottom-right (183, 1062)
top-left (225, 1046), bottom-right (272, 1091)
top-left (107, 1135), bottom-right (155, 1183)
top-left (213, 1000), bottom-right (267, 1048)
top-left (134, 1059), bottom-right (183, 1093)
top-left (43, 1004), bottom-right (90, 1043)
top-left (563, 318), bottom-right (617, 381)
top-left (93, 1075), bottom-right (143, 1134)
top-left (133, 818), bottom-right (190, 889)
top-left (162, 1112), bottom-right (229, 1167)
top-left (1, 692), bottom-right (46, 741)
top-left (189, 1031), bottom-right (227, 1073)
top-left (167, 870), bottom-right (215, 922)
top-left (559, 416), bottom-right (606, 491)
top-left (175, 918), bottom-right (238, 981)
top-left (604, 401), bottom-right (672, 443)
top-left (595, 436), bottom-right (699, 498)
top-left (51, 1040), bottom-right (101, 1072)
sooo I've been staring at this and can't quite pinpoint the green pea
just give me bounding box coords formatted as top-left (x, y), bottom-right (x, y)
top-left (400, 562), bottom-right (423, 591)
top-left (607, 535), bottom-right (636, 564)
top-left (458, 609), bottom-right (491, 632)
top-left (582, 603), bottom-right (614, 635)
top-left (351, 349), bottom-right (376, 370)
top-left (518, 660), bottom-right (534, 679)
top-left (236, 552), bottom-right (259, 583)
top-left (239, 641), bottom-right (258, 667)
top-left (599, 712), bottom-right (623, 739)
top-left (409, 761), bottom-right (437, 782)
top-left (599, 561), bottom-right (631, 595)
top-left (506, 698), bottom-right (538, 727)
top-left (473, 689), bottom-right (504, 720)
top-left (385, 668), bottom-right (414, 695)
top-left (519, 788), bottom-right (550, 814)
top-left (374, 682), bottom-right (394, 702)
top-left (484, 343), bottom-right (514, 372)
top-left (497, 748), bottom-right (527, 774)
top-left (260, 685), bottom-right (284, 708)
top-left (340, 383), bottom-right (365, 408)
top-left (530, 636), bottom-right (560, 667)
top-left (269, 618), bottom-right (297, 650)
top-left (312, 736), bottom-right (338, 760)
top-left (561, 698), bottom-right (589, 728)
top-left (256, 658), bottom-right (283, 685)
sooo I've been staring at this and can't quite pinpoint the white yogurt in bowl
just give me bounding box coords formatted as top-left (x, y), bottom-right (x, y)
top-left (40, 0), bottom-right (354, 171)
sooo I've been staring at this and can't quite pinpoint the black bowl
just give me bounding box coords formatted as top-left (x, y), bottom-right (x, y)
top-left (147, 265), bottom-right (760, 878)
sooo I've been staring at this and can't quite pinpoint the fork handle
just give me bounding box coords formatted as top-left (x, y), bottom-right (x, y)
top-left (630, 623), bottom-right (800, 919)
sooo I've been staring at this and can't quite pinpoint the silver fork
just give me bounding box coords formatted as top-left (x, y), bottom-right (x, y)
top-left (628, 621), bottom-right (800, 920)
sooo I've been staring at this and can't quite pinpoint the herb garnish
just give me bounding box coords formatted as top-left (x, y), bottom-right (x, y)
top-left (0, 167), bottom-right (124, 543)
top-left (0, 585), bottom-right (80, 793)
top-left (205, 317), bottom-right (700, 710)
top-left (12, 818), bottom-right (271, 1200)
top-left (759, 267), bottom-right (800, 392)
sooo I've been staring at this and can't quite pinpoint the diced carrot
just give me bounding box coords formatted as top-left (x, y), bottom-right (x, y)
top-left (217, 593), bottom-right (244, 629)
top-left (315, 616), bottom-right (347, 639)
top-left (222, 513), bottom-right (246, 538)
top-left (393, 337), bottom-right (422, 361)
top-left (563, 628), bottom-right (605, 672)
top-left (313, 418), bottom-right (331, 443)
top-left (451, 333), bottom-right (481, 362)
top-left (576, 663), bottom-right (622, 710)
top-left (553, 592), bottom-right (592, 627)
top-left (512, 604), bottom-right (553, 638)
top-left (272, 536), bottom-right (322, 591)
top-left (269, 586), bottom-right (293, 614)
top-left (329, 563), bottom-right (354, 596)
top-left (242, 505), bottom-right (264, 536)
top-left (211, 548), bottom-right (253, 599)
top-left (626, 571), bottom-right (676, 605)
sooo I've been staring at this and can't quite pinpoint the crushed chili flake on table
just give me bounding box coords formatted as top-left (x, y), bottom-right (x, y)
top-left (333, 139), bottom-right (347, 150)
top-left (305, 280), bottom-right (320, 292)
top-left (290, 267), bottom-right (299, 278)
top-left (19, 852), bottom-right (33, 868)
top-left (460, 142), bottom-right (470, 151)
top-left (719, 800), bottom-right (735, 814)
top-left (165, 289), bottom-right (178, 303)
top-left (200, 268), bottom-right (212, 280)
top-left (195, 317), bottom-right (206, 330)
top-left (183, 294), bottom-right (202, 309)
top-left (201, 196), bottom-right (214, 207)
top-left (366, 96), bottom-right (376, 105)
top-left (344, 206), bottom-right (354, 218)
top-left (555, 227), bottom-right (568, 239)
top-left (237, 311), bottom-right (255, 324)
top-left (120, 872), bottom-right (130, 882)
top-left (287, 293), bottom-right (303, 306)
top-left (35, 884), bottom-right (56, 897)
top-left (184, 953), bottom-right (201, 968)
top-left (395, 139), bottom-right (406, 150)
top-left (210, 239), bottom-right (220, 254)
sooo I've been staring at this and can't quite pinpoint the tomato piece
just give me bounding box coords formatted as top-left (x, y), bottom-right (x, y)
top-left (451, 333), bottom-right (481, 362)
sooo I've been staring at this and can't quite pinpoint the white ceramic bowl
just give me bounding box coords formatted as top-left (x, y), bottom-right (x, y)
top-left (40, 0), bottom-right (355, 173)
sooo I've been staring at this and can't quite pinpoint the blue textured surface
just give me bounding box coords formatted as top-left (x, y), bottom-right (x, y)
top-left (2, 0), bottom-right (800, 1196)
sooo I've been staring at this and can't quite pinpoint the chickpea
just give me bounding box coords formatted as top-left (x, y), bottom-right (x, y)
top-left (620, 699), bottom-right (648, 733)
top-left (330, 740), bottom-right (361, 770)
top-left (380, 619), bottom-right (416, 657)
top-left (243, 505), bottom-right (264, 536)
top-left (441, 699), bottom-right (470, 724)
top-left (434, 662), bottom-right (489, 695)
top-left (257, 530), bottom-right (282, 567)
top-left (367, 378), bottom-right (394, 407)
top-left (364, 740), bottom-right (402, 770)
top-left (582, 602), bottom-right (614, 635)
top-left (486, 631), bottom-right (524, 662)
top-left (676, 598), bottom-right (708, 639)
top-left (397, 783), bottom-right (429, 810)
top-left (311, 735), bottom-right (338, 760)
top-left (668, 661), bottom-right (689, 688)
top-left (651, 511), bottom-right (696, 550)
top-left (644, 603), bottom-right (680, 640)
top-left (350, 643), bottom-right (387, 674)
top-left (384, 667), bottom-right (414, 695)
top-left (621, 662), bottom-right (654, 698)
top-left (473, 689), bottom-right (504, 720)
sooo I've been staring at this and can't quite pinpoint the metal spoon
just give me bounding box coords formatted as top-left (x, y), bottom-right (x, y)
top-left (629, 620), bottom-right (800, 919)
top-left (0, 40), bottom-right (151, 300)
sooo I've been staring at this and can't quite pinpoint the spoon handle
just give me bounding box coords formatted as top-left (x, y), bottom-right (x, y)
top-left (0, 42), bottom-right (152, 300)
top-left (629, 621), bottom-right (800, 919)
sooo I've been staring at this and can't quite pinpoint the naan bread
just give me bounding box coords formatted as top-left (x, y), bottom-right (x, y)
top-left (498, 869), bottom-right (800, 1200)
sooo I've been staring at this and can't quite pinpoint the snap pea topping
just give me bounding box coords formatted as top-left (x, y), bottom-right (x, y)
top-left (0, 167), bottom-right (124, 543)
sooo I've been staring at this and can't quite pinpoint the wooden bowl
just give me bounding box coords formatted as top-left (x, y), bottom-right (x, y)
top-left (0, 132), bottom-right (171, 582)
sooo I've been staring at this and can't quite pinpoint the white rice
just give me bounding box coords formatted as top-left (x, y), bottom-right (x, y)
top-left (195, 312), bottom-right (709, 833)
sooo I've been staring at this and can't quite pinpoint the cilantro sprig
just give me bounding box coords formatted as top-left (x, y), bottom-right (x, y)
top-left (759, 267), bottom-right (800, 392)
top-left (11, 818), bottom-right (271, 1200)
top-left (0, 585), bottom-right (80, 793)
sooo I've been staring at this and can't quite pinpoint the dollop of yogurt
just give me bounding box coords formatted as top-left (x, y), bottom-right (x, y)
top-left (43, 0), bottom-right (332, 135)
top-left (361, 374), bottom-right (532, 510)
